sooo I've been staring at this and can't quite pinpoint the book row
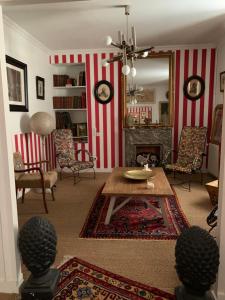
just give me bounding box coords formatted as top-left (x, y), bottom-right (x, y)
top-left (53, 71), bottom-right (86, 87)
top-left (53, 94), bottom-right (86, 109)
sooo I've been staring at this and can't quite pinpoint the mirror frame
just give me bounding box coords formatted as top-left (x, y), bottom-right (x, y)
top-left (121, 51), bottom-right (174, 128)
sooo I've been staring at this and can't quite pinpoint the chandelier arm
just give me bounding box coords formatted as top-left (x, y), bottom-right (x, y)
top-left (107, 55), bottom-right (123, 63)
top-left (134, 46), bottom-right (154, 54)
top-left (111, 42), bottom-right (123, 49)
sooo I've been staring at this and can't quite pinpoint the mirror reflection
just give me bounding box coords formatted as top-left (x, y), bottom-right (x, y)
top-left (123, 52), bottom-right (174, 127)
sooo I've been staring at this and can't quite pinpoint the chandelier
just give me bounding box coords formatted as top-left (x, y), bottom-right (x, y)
top-left (102, 5), bottom-right (154, 77)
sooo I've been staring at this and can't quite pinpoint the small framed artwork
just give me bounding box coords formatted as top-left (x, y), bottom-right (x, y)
top-left (220, 71), bottom-right (225, 92)
top-left (183, 75), bottom-right (205, 101)
top-left (36, 76), bottom-right (45, 100)
top-left (94, 80), bottom-right (114, 104)
top-left (211, 104), bottom-right (223, 144)
top-left (6, 55), bottom-right (28, 112)
top-left (77, 123), bottom-right (87, 137)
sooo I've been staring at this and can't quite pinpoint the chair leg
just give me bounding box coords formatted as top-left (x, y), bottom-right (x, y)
top-left (93, 168), bottom-right (96, 179)
top-left (51, 187), bottom-right (55, 201)
top-left (16, 188), bottom-right (18, 199)
top-left (60, 169), bottom-right (62, 180)
top-left (41, 183), bottom-right (48, 214)
top-left (22, 188), bottom-right (25, 203)
top-left (200, 170), bottom-right (203, 185)
top-left (188, 175), bottom-right (191, 192)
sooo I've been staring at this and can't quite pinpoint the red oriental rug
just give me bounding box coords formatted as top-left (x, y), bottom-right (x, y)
top-left (80, 185), bottom-right (189, 240)
top-left (54, 257), bottom-right (175, 300)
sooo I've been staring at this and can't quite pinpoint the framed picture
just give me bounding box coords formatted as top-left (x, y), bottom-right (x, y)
top-left (77, 123), bottom-right (87, 137)
top-left (94, 80), bottom-right (114, 104)
top-left (211, 104), bottom-right (223, 144)
top-left (220, 71), bottom-right (225, 92)
top-left (183, 75), bottom-right (205, 101)
top-left (159, 101), bottom-right (169, 124)
top-left (36, 76), bottom-right (45, 100)
top-left (6, 55), bottom-right (28, 112)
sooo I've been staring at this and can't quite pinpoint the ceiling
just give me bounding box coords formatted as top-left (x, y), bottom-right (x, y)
top-left (2, 0), bottom-right (225, 50)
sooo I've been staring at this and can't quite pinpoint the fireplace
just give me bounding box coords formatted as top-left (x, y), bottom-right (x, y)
top-left (124, 127), bottom-right (172, 167)
top-left (136, 144), bottom-right (162, 167)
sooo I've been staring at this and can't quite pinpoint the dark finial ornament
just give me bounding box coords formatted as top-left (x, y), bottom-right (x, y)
top-left (18, 217), bottom-right (60, 300)
top-left (175, 226), bottom-right (219, 300)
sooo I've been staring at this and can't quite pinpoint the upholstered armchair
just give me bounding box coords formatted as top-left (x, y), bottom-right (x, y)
top-left (164, 126), bottom-right (207, 191)
top-left (13, 152), bottom-right (57, 213)
top-left (53, 129), bottom-right (96, 183)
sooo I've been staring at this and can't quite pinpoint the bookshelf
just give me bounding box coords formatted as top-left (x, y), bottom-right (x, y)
top-left (52, 63), bottom-right (88, 143)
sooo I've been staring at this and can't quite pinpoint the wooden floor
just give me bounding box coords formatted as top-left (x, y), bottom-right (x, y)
top-left (5, 172), bottom-right (214, 298)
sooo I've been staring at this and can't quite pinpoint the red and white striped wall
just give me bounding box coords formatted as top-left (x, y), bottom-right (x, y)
top-left (50, 52), bottom-right (123, 171)
top-left (12, 132), bottom-right (56, 170)
top-left (173, 48), bottom-right (216, 161)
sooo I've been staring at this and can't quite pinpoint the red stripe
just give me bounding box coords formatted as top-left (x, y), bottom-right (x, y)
top-left (78, 54), bottom-right (82, 63)
top-left (25, 133), bottom-right (30, 163)
top-left (62, 54), bottom-right (67, 64)
top-left (86, 54), bottom-right (93, 155)
top-left (102, 53), bottom-right (108, 168)
top-left (15, 135), bottom-right (19, 152)
top-left (199, 49), bottom-right (206, 127)
top-left (81, 143), bottom-right (85, 161)
top-left (20, 134), bottom-right (24, 161)
top-left (118, 62), bottom-right (123, 166)
top-left (70, 54), bottom-right (74, 63)
top-left (173, 50), bottom-right (180, 161)
top-left (110, 53), bottom-right (115, 168)
top-left (34, 133), bottom-right (38, 164)
top-left (30, 133), bottom-right (34, 163)
top-left (94, 53), bottom-right (100, 168)
top-left (54, 55), bottom-right (59, 64)
top-left (74, 143), bottom-right (78, 160)
top-left (183, 50), bottom-right (189, 127)
top-left (191, 49), bottom-right (198, 126)
top-left (38, 135), bottom-right (41, 161)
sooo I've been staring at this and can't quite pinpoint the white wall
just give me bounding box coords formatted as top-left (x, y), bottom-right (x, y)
top-left (215, 38), bottom-right (225, 107)
top-left (3, 16), bottom-right (53, 136)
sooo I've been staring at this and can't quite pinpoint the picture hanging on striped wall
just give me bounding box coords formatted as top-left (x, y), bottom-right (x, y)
top-left (183, 75), bottom-right (205, 101)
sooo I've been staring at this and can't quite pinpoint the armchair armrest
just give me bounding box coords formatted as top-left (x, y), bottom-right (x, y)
top-left (24, 160), bottom-right (52, 170)
top-left (75, 149), bottom-right (96, 162)
top-left (162, 149), bottom-right (177, 165)
top-left (191, 152), bottom-right (206, 171)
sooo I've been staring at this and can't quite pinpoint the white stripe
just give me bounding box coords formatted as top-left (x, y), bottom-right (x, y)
top-left (98, 53), bottom-right (104, 169)
top-left (178, 50), bottom-right (185, 140)
top-left (195, 50), bottom-right (202, 126)
top-left (204, 49), bottom-right (211, 127)
top-left (89, 53), bottom-right (97, 167)
top-left (114, 61), bottom-right (119, 167)
top-left (106, 53), bottom-right (112, 169)
top-left (186, 49), bottom-right (193, 126)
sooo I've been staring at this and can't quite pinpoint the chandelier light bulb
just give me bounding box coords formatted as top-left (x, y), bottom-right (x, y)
top-left (122, 64), bottom-right (130, 76)
top-left (102, 59), bottom-right (109, 67)
top-left (130, 67), bottom-right (136, 77)
top-left (142, 51), bottom-right (148, 58)
top-left (106, 35), bottom-right (113, 46)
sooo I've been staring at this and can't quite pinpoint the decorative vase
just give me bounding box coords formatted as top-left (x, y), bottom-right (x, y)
top-left (18, 216), bottom-right (60, 300)
top-left (175, 226), bottom-right (219, 300)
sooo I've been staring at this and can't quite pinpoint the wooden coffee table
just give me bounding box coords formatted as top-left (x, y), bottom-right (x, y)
top-left (102, 167), bottom-right (174, 226)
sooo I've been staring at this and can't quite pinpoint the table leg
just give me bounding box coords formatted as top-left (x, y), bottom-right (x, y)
top-left (105, 196), bottom-right (116, 225)
top-left (158, 198), bottom-right (169, 228)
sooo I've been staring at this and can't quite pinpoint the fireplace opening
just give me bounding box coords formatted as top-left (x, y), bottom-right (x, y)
top-left (135, 144), bottom-right (162, 167)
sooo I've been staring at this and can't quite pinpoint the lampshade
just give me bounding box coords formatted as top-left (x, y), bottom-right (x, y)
top-left (30, 112), bottom-right (55, 136)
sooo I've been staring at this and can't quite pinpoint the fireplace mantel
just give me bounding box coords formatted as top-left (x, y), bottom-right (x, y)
top-left (124, 127), bottom-right (172, 166)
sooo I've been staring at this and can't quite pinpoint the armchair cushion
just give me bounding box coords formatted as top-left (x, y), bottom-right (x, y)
top-left (15, 171), bottom-right (57, 189)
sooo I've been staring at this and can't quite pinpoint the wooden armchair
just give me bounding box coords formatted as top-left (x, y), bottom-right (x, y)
top-left (13, 152), bottom-right (57, 213)
top-left (53, 129), bottom-right (96, 184)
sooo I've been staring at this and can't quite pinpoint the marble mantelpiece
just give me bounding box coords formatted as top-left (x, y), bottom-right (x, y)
top-left (124, 127), bottom-right (172, 166)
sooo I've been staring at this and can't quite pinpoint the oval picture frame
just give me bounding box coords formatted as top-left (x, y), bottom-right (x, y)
top-left (183, 75), bottom-right (205, 101)
top-left (94, 80), bottom-right (114, 104)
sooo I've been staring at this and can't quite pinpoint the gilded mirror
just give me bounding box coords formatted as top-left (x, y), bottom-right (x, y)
top-left (122, 51), bottom-right (174, 127)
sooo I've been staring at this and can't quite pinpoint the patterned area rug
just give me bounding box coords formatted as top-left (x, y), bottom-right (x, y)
top-left (80, 185), bottom-right (189, 240)
top-left (54, 257), bottom-right (175, 300)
